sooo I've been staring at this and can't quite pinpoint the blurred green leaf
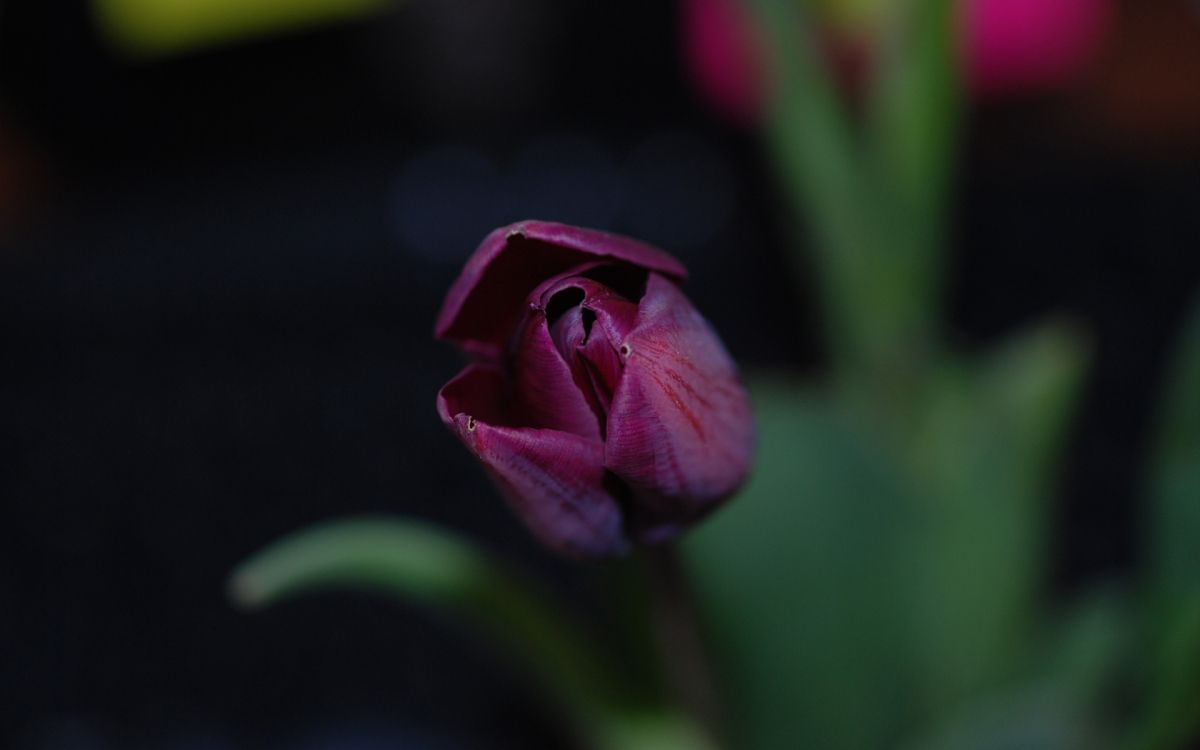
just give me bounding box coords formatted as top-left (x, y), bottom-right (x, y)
top-left (749, 0), bottom-right (860, 245)
top-left (869, 0), bottom-right (960, 184)
top-left (909, 589), bottom-right (1128, 750)
top-left (751, 0), bottom-right (960, 384)
top-left (909, 691), bottom-right (1100, 750)
top-left (866, 0), bottom-right (959, 372)
top-left (685, 328), bottom-right (1086, 749)
top-left (1147, 292), bottom-right (1200, 597)
top-left (868, 0), bottom-right (960, 255)
top-left (904, 323), bottom-right (1088, 713)
top-left (229, 517), bottom-right (616, 721)
top-left (1126, 599), bottom-right (1200, 750)
top-left (230, 517), bottom-right (716, 750)
top-left (747, 0), bottom-right (897, 377)
top-left (232, 516), bottom-right (493, 609)
top-left (685, 379), bottom-right (918, 750)
top-left (1040, 589), bottom-right (1130, 710)
top-left (1131, 291), bottom-right (1200, 750)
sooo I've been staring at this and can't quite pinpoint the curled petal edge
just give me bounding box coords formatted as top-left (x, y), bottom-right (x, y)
top-left (435, 220), bottom-right (687, 359)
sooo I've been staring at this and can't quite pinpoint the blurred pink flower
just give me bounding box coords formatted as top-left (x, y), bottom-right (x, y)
top-left (682, 0), bottom-right (1112, 122)
top-left (681, 0), bottom-right (765, 124)
top-left (968, 0), bottom-right (1111, 95)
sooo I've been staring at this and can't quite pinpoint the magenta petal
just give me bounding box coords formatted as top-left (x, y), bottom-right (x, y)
top-left (435, 221), bottom-right (688, 358)
top-left (583, 287), bottom-right (639, 350)
top-left (538, 274), bottom-right (640, 416)
top-left (437, 360), bottom-right (511, 428)
top-left (536, 274), bottom-right (640, 353)
top-left (437, 363), bottom-right (629, 557)
top-left (578, 329), bottom-right (624, 414)
top-left (548, 304), bottom-right (589, 361)
top-left (513, 309), bottom-right (603, 440)
top-left (604, 273), bottom-right (754, 537)
top-left (579, 292), bottom-right (638, 412)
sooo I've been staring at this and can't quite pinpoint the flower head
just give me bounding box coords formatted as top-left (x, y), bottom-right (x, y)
top-left (436, 221), bottom-right (754, 558)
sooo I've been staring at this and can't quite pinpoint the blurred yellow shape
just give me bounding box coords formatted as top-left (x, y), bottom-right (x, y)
top-left (92, 0), bottom-right (388, 56)
top-left (813, 0), bottom-right (896, 34)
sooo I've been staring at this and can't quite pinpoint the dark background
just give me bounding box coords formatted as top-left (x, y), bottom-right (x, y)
top-left (2, 1), bottom-right (1199, 747)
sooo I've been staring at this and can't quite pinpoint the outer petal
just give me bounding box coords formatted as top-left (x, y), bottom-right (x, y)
top-left (437, 363), bottom-right (629, 557)
top-left (435, 221), bottom-right (688, 358)
top-left (604, 273), bottom-right (754, 540)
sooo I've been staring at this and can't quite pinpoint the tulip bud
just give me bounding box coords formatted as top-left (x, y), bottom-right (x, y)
top-left (435, 221), bottom-right (754, 558)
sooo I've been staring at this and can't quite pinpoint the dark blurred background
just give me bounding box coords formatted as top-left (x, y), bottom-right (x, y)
top-left (2, 0), bottom-right (1199, 747)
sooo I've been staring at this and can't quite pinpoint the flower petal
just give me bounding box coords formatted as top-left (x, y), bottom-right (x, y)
top-left (513, 309), bottom-right (603, 440)
top-left (604, 273), bottom-right (754, 539)
top-left (435, 221), bottom-right (687, 358)
top-left (437, 363), bottom-right (629, 557)
top-left (578, 328), bottom-right (624, 415)
top-left (437, 360), bottom-right (511, 428)
top-left (539, 274), bottom-right (640, 419)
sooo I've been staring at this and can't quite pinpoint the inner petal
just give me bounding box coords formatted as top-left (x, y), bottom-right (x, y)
top-left (548, 297), bottom-right (589, 360)
top-left (511, 307), bottom-right (603, 440)
top-left (539, 278), bottom-right (640, 428)
top-left (578, 331), bottom-right (623, 413)
top-left (545, 303), bottom-right (608, 430)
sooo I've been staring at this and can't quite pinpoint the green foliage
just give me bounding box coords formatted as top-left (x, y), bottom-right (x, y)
top-left (684, 322), bottom-right (1092, 750)
top-left (902, 323), bottom-right (1089, 713)
top-left (1147, 293), bottom-right (1200, 600)
top-left (229, 518), bottom-right (615, 728)
top-left (684, 382), bottom-right (917, 749)
top-left (749, 0), bottom-right (959, 381)
top-left (230, 517), bottom-right (717, 750)
top-left (747, 0), bottom-right (890, 374)
top-left (906, 587), bottom-right (1130, 750)
top-left (1129, 292), bottom-right (1200, 750)
top-left (692, 2), bottom-right (1155, 745)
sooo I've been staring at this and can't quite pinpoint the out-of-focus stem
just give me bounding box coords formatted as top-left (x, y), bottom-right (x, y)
top-left (641, 543), bottom-right (728, 749)
top-left (748, 0), bottom-right (960, 417)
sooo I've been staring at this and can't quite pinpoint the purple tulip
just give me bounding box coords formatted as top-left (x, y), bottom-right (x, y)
top-left (435, 221), bottom-right (754, 558)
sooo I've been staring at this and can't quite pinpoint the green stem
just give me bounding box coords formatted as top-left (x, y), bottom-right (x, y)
top-left (749, 0), bottom-right (960, 415)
